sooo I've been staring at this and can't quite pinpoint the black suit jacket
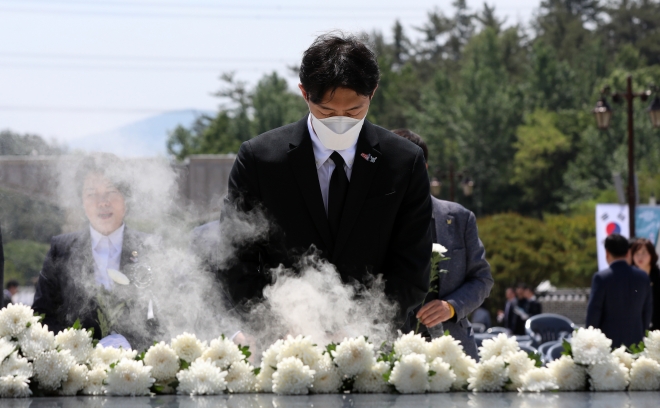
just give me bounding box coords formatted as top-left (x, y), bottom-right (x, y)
top-left (32, 226), bottom-right (159, 349)
top-left (222, 116), bottom-right (432, 324)
top-left (586, 260), bottom-right (652, 348)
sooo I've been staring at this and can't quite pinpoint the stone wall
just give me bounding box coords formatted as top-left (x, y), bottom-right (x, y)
top-left (0, 154), bottom-right (236, 224)
top-left (537, 288), bottom-right (590, 326)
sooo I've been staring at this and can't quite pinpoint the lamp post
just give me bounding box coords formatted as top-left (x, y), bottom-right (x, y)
top-left (593, 76), bottom-right (658, 237)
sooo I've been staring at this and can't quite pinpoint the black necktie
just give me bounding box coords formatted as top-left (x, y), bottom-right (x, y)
top-left (328, 151), bottom-right (349, 240)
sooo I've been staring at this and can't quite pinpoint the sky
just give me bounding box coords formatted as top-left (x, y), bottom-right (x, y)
top-left (0, 0), bottom-right (538, 144)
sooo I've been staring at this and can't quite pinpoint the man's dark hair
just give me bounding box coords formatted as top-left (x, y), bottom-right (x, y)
top-left (75, 153), bottom-right (131, 201)
top-left (299, 33), bottom-right (380, 104)
top-left (515, 282), bottom-right (529, 290)
top-left (6, 280), bottom-right (18, 289)
top-left (605, 234), bottom-right (630, 257)
top-left (391, 129), bottom-right (428, 162)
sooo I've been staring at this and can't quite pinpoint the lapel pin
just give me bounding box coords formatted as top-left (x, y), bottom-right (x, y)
top-left (447, 219), bottom-right (452, 225)
top-left (360, 153), bottom-right (377, 163)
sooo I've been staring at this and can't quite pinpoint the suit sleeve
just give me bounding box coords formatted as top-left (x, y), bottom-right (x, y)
top-left (32, 239), bottom-right (65, 334)
top-left (585, 273), bottom-right (604, 329)
top-left (220, 141), bottom-right (270, 307)
top-left (643, 277), bottom-right (653, 330)
top-left (383, 148), bottom-right (432, 325)
top-left (443, 211), bottom-right (494, 322)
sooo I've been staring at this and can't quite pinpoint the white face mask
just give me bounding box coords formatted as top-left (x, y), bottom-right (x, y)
top-left (310, 112), bottom-right (366, 151)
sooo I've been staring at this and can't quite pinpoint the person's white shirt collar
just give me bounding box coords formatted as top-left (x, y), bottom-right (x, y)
top-left (90, 223), bottom-right (125, 253)
top-left (307, 114), bottom-right (356, 169)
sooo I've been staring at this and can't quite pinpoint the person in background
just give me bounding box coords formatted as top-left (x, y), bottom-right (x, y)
top-left (523, 286), bottom-right (542, 317)
top-left (33, 154), bottom-right (160, 350)
top-left (393, 129), bottom-right (493, 361)
top-left (586, 234), bottom-right (652, 348)
top-left (3, 280), bottom-right (18, 307)
top-left (631, 238), bottom-right (660, 329)
top-left (500, 287), bottom-right (515, 327)
top-left (506, 283), bottom-right (530, 335)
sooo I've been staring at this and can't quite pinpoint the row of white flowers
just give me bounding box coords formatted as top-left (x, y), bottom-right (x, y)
top-left (2, 303), bottom-right (660, 397)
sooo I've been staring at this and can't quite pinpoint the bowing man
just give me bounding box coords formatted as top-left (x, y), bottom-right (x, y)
top-left (222, 33), bottom-right (432, 326)
top-left (33, 154), bottom-right (159, 350)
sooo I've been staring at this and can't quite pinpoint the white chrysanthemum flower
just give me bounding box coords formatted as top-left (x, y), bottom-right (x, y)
top-left (144, 342), bottom-right (180, 381)
top-left (587, 356), bottom-right (629, 391)
top-left (177, 358), bottom-right (228, 396)
top-left (432, 243), bottom-right (448, 255)
top-left (0, 338), bottom-right (16, 363)
top-left (106, 359), bottom-right (155, 396)
top-left (479, 333), bottom-right (519, 361)
top-left (32, 349), bottom-right (76, 390)
top-left (467, 356), bottom-right (508, 392)
top-left (642, 330), bottom-right (660, 362)
top-left (629, 356), bottom-right (660, 391)
top-left (55, 328), bottom-right (94, 364)
top-left (354, 360), bottom-right (389, 393)
top-left (426, 335), bottom-right (464, 366)
top-left (451, 354), bottom-right (477, 391)
top-left (388, 353), bottom-right (429, 394)
top-left (276, 335), bottom-right (323, 370)
top-left (333, 336), bottom-right (375, 377)
top-left (519, 367), bottom-right (558, 392)
top-left (225, 360), bottom-right (256, 393)
top-left (255, 339), bottom-right (283, 393)
top-left (272, 356), bottom-right (315, 395)
top-left (171, 332), bottom-right (207, 363)
top-left (60, 364), bottom-right (88, 396)
top-left (82, 367), bottom-right (107, 395)
top-left (311, 354), bottom-right (341, 394)
top-left (0, 352), bottom-right (32, 377)
top-left (0, 304), bottom-right (38, 338)
top-left (506, 350), bottom-right (536, 389)
top-left (0, 375), bottom-right (31, 398)
top-left (611, 346), bottom-right (634, 370)
top-left (89, 345), bottom-right (137, 370)
top-left (17, 322), bottom-right (55, 360)
top-left (429, 357), bottom-right (455, 393)
top-left (201, 336), bottom-right (244, 370)
top-left (393, 332), bottom-right (428, 359)
top-left (571, 327), bottom-right (612, 365)
top-left (546, 355), bottom-right (586, 391)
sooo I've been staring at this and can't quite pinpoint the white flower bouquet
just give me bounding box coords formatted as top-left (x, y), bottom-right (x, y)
top-left (2, 304), bottom-right (660, 397)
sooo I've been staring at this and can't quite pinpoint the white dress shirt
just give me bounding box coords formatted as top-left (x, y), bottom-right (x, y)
top-left (89, 224), bottom-right (124, 290)
top-left (307, 114), bottom-right (357, 215)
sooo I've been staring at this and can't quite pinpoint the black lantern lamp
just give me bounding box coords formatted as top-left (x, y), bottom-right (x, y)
top-left (593, 97), bottom-right (613, 130)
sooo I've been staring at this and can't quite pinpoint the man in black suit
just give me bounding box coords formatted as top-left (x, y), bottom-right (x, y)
top-left (586, 233), bottom-right (652, 348)
top-left (221, 33), bottom-right (432, 326)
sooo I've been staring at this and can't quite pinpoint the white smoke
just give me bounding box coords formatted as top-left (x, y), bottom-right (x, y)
top-left (49, 153), bottom-right (400, 356)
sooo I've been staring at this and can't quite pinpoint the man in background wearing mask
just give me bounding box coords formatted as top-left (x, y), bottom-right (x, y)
top-left (222, 33), bottom-right (432, 327)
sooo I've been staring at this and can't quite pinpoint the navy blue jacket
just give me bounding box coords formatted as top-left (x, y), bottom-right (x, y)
top-left (586, 260), bottom-right (652, 348)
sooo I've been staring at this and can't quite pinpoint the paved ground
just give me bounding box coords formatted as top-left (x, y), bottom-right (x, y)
top-left (1, 392), bottom-right (658, 408)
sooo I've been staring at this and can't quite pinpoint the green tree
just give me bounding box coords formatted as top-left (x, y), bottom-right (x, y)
top-left (511, 110), bottom-right (573, 213)
top-left (0, 131), bottom-right (64, 155)
top-left (3, 240), bottom-right (50, 285)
